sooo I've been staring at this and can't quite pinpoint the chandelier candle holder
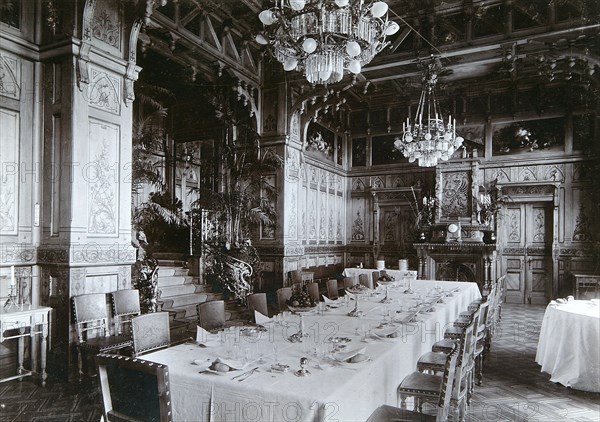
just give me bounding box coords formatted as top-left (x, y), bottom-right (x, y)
top-left (256, 0), bottom-right (399, 85)
top-left (394, 61), bottom-right (464, 167)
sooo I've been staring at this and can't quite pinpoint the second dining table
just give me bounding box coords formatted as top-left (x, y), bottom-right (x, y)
top-left (143, 279), bottom-right (481, 422)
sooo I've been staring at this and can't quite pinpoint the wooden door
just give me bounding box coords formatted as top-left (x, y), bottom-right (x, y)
top-left (500, 203), bottom-right (553, 304)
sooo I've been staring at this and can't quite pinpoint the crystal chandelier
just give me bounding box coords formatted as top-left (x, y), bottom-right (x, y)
top-left (256, 0), bottom-right (399, 85)
top-left (394, 61), bottom-right (464, 167)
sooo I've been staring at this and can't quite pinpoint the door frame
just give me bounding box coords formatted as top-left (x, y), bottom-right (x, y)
top-left (496, 181), bottom-right (560, 302)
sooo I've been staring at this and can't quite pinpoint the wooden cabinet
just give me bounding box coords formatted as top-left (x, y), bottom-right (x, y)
top-left (570, 273), bottom-right (600, 299)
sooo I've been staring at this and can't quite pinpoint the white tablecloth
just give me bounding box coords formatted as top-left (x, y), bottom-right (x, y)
top-left (144, 280), bottom-right (481, 422)
top-left (342, 268), bottom-right (417, 283)
top-left (535, 300), bottom-right (600, 392)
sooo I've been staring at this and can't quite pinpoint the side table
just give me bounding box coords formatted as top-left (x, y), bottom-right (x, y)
top-left (0, 306), bottom-right (51, 386)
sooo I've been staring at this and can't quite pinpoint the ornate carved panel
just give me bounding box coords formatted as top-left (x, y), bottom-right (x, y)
top-left (87, 120), bottom-right (119, 236)
top-left (88, 68), bottom-right (120, 114)
top-left (440, 171), bottom-right (470, 218)
top-left (0, 54), bottom-right (20, 99)
top-left (0, 109), bottom-right (19, 234)
top-left (92, 0), bottom-right (122, 50)
top-left (351, 201), bottom-right (365, 241)
top-left (532, 207), bottom-right (546, 242)
top-left (507, 208), bottom-right (521, 243)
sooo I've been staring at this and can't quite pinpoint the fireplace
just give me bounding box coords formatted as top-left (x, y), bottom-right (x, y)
top-left (414, 242), bottom-right (498, 291)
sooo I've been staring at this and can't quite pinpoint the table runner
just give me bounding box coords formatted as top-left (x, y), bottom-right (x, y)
top-left (535, 299), bottom-right (600, 392)
top-left (144, 280), bottom-right (480, 422)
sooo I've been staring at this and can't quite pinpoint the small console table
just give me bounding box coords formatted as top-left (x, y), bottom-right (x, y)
top-left (0, 306), bottom-right (51, 386)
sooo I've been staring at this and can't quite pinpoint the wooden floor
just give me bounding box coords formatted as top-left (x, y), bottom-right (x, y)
top-left (0, 303), bottom-right (598, 421)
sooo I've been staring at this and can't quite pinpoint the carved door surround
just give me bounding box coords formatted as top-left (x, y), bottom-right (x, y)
top-left (496, 181), bottom-right (559, 304)
top-left (369, 187), bottom-right (420, 260)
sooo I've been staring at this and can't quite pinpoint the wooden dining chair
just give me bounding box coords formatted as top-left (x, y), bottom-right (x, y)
top-left (372, 271), bottom-right (380, 287)
top-left (96, 354), bottom-right (173, 422)
top-left (276, 287), bottom-right (292, 311)
top-left (326, 279), bottom-right (339, 300)
top-left (289, 269), bottom-right (303, 286)
top-left (197, 300), bottom-right (226, 331)
top-left (305, 282), bottom-right (320, 305)
top-left (247, 293), bottom-right (269, 318)
top-left (359, 273), bottom-right (374, 290)
top-left (368, 344), bottom-right (458, 422)
top-left (401, 320), bottom-right (474, 421)
top-left (131, 312), bottom-right (171, 357)
top-left (72, 293), bottom-right (133, 382)
top-left (111, 289), bottom-right (141, 336)
top-left (342, 277), bottom-right (355, 289)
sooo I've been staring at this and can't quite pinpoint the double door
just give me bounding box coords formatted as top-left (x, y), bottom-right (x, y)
top-left (500, 203), bottom-right (553, 304)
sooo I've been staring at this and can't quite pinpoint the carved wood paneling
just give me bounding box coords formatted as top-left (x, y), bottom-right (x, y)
top-left (0, 109), bottom-right (19, 234)
top-left (87, 120), bottom-right (120, 236)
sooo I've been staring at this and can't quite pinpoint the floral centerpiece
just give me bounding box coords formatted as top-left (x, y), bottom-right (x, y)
top-left (378, 273), bottom-right (395, 282)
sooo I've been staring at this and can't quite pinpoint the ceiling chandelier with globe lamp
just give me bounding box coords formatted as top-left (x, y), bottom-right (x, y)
top-left (255, 0), bottom-right (400, 86)
top-left (393, 60), bottom-right (464, 167)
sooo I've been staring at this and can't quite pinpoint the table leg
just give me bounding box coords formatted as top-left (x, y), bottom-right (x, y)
top-left (41, 320), bottom-right (48, 387)
top-left (17, 327), bottom-right (25, 378)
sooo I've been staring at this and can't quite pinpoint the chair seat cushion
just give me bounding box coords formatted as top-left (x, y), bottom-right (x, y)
top-left (453, 317), bottom-right (471, 328)
top-left (80, 335), bottom-right (132, 352)
top-left (417, 352), bottom-right (447, 371)
top-left (432, 339), bottom-right (456, 353)
top-left (444, 326), bottom-right (463, 339)
top-left (366, 405), bottom-right (436, 422)
top-left (399, 371), bottom-right (442, 395)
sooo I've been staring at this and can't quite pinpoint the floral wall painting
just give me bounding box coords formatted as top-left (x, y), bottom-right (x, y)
top-left (305, 121), bottom-right (334, 161)
top-left (372, 134), bottom-right (403, 165)
top-left (492, 117), bottom-right (565, 156)
top-left (352, 137), bottom-right (367, 167)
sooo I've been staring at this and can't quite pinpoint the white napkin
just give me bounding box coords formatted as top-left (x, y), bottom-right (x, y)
top-left (375, 326), bottom-right (399, 338)
top-left (332, 347), bottom-right (367, 362)
top-left (193, 357), bottom-right (245, 371)
top-left (344, 290), bottom-right (355, 299)
top-left (255, 310), bottom-right (273, 325)
top-left (322, 295), bottom-right (338, 304)
top-left (196, 326), bottom-right (221, 345)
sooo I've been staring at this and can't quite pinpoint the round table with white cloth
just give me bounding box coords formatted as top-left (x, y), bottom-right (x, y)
top-left (535, 299), bottom-right (600, 392)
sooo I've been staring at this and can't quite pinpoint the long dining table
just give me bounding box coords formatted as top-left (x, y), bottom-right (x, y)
top-left (143, 280), bottom-right (481, 422)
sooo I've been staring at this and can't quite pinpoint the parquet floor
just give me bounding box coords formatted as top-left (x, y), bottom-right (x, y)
top-left (0, 304), bottom-right (598, 421)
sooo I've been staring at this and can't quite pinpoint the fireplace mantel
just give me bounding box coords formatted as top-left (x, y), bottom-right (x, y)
top-left (414, 242), bottom-right (498, 291)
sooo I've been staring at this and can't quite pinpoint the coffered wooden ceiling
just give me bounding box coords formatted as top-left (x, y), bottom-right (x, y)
top-left (143, 0), bottom-right (599, 113)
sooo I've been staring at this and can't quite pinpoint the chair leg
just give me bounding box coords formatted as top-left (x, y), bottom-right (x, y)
top-left (77, 348), bottom-right (84, 383)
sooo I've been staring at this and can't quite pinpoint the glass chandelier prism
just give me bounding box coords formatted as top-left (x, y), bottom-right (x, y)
top-left (256, 0), bottom-right (399, 85)
top-left (394, 61), bottom-right (464, 167)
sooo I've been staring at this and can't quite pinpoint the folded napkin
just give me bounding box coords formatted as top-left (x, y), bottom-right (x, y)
top-left (549, 300), bottom-right (557, 306)
top-left (332, 347), bottom-right (367, 362)
top-left (344, 290), bottom-right (355, 299)
top-left (196, 326), bottom-right (221, 344)
top-left (255, 311), bottom-right (273, 325)
top-left (193, 357), bottom-right (245, 371)
top-left (555, 298), bottom-right (567, 304)
top-left (375, 326), bottom-right (399, 338)
top-left (322, 295), bottom-right (340, 304)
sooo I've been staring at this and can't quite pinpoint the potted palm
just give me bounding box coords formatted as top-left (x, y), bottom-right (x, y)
top-left (190, 88), bottom-right (283, 304)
